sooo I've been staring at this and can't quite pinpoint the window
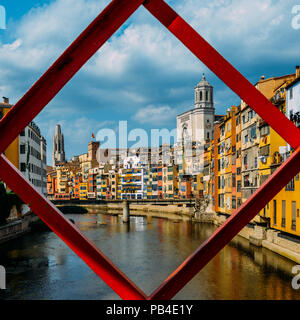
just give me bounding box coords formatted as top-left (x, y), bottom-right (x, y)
top-left (285, 178), bottom-right (295, 191)
top-left (237, 198), bottom-right (242, 208)
top-left (290, 87), bottom-right (293, 100)
top-left (200, 91), bottom-right (203, 101)
top-left (292, 201), bottom-right (296, 230)
top-left (20, 130), bottom-right (25, 136)
top-left (282, 200), bottom-right (286, 228)
top-left (232, 153), bottom-right (236, 165)
top-left (20, 144), bottom-right (25, 154)
top-left (248, 110), bottom-right (253, 120)
top-left (244, 134), bottom-right (248, 144)
top-left (260, 125), bottom-right (270, 137)
top-left (20, 163), bottom-right (26, 172)
top-left (273, 200), bottom-right (277, 225)
top-left (250, 125), bottom-right (257, 140)
top-left (205, 90), bottom-right (208, 100)
top-left (232, 196), bottom-right (236, 209)
top-left (243, 154), bottom-right (248, 166)
top-left (244, 175), bottom-right (250, 187)
top-left (259, 145), bottom-right (270, 157)
top-left (232, 173), bottom-right (236, 187)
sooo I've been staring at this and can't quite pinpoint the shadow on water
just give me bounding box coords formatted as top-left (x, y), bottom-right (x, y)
top-left (0, 212), bottom-right (299, 300)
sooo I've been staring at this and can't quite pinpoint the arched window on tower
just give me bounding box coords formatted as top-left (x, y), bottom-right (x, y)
top-left (200, 91), bottom-right (203, 101)
top-left (205, 90), bottom-right (208, 101)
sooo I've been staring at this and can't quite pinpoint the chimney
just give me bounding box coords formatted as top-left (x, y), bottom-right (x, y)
top-left (2, 97), bottom-right (9, 104)
top-left (296, 66), bottom-right (300, 78)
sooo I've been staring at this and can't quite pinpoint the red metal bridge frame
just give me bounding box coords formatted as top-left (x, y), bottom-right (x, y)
top-left (0, 0), bottom-right (300, 300)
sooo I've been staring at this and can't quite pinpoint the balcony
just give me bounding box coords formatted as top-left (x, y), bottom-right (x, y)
top-left (258, 118), bottom-right (267, 128)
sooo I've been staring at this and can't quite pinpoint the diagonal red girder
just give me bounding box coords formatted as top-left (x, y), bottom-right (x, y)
top-left (0, 0), bottom-right (299, 301)
top-left (0, 154), bottom-right (147, 300)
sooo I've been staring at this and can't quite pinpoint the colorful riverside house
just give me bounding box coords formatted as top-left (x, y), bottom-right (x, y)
top-left (157, 164), bottom-right (163, 199)
top-left (201, 143), bottom-right (210, 199)
top-left (88, 167), bottom-right (99, 200)
top-left (225, 106), bottom-right (238, 215)
top-left (235, 106), bottom-right (242, 209)
top-left (73, 173), bottom-right (82, 199)
top-left (47, 167), bottom-right (57, 200)
top-left (142, 167), bottom-right (149, 199)
top-left (217, 119), bottom-right (226, 214)
top-left (56, 166), bottom-right (69, 194)
top-left (109, 170), bottom-right (118, 200)
top-left (150, 164), bottom-right (158, 199)
top-left (120, 156), bottom-right (145, 200)
top-left (99, 172), bottom-right (110, 200)
top-left (79, 182), bottom-right (88, 200)
top-left (240, 99), bottom-right (259, 207)
top-left (254, 71), bottom-right (297, 223)
top-left (147, 166), bottom-right (153, 199)
top-left (211, 120), bottom-right (222, 212)
top-left (165, 164), bottom-right (179, 199)
top-left (267, 68), bottom-right (300, 237)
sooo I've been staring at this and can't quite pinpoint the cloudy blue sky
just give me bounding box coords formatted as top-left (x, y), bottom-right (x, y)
top-left (0, 0), bottom-right (300, 164)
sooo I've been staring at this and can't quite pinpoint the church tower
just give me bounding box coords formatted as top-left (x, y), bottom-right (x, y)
top-left (193, 74), bottom-right (215, 141)
top-left (195, 74), bottom-right (213, 109)
top-left (176, 74), bottom-right (215, 144)
top-left (52, 124), bottom-right (66, 167)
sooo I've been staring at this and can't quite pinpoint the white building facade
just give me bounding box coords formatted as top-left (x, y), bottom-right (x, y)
top-left (177, 74), bottom-right (215, 144)
top-left (19, 121), bottom-right (47, 195)
top-left (176, 75), bottom-right (215, 175)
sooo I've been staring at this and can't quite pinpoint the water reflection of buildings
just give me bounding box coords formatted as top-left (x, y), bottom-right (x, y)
top-left (210, 233), bottom-right (298, 299)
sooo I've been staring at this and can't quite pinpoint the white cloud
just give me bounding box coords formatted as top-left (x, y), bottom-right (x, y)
top-left (133, 105), bottom-right (178, 125)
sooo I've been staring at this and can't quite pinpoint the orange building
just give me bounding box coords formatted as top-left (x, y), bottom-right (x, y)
top-left (47, 166), bottom-right (57, 199)
top-left (73, 174), bottom-right (82, 199)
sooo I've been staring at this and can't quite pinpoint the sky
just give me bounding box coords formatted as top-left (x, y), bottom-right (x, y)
top-left (0, 0), bottom-right (300, 165)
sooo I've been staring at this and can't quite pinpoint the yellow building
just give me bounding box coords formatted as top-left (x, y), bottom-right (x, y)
top-left (217, 120), bottom-right (226, 213)
top-left (79, 182), bottom-right (88, 200)
top-left (256, 73), bottom-right (297, 222)
top-left (267, 69), bottom-right (300, 237)
top-left (235, 106), bottom-right (242, 209)
top-left (165, 164), bottom-right (179, 199)
top-left (0, 99), bottom-right (19, 169)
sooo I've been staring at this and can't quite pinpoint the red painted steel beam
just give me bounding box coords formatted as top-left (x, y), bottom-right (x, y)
top-left (0, 154), bottom-right (147, 300)
top-left (144, 0), bottom-right (300, 150)
top-left (149, 147), bottom-right (300, 300)
top-left (0, 0), bottom-right (145, 155)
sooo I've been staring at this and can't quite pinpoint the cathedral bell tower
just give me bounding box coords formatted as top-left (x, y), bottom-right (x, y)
top-left (195, 73), bottom-right (214, 109)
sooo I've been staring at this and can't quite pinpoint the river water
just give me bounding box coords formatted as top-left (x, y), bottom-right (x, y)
top-left (0, 212), bottom-right (299, 300)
